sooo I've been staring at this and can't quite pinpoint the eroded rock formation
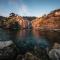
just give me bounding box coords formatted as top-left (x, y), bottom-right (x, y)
top-left (31, 17), bottom-right (44, 29)
top-left (32, 9), bottom-right (60, 30)
top-left (1, 15), bottom-right (31, 29)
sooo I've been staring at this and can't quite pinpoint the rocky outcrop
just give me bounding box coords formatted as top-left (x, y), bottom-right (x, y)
top-left (0, 40), bottom-right (13, 49)
top-left (2, 16), bottom-right (31, 29)
top-left (16, 52), bottom-right (40, 60)
top-left (47, 9), bottom-right (60, 17)
top-left (16, 48), bottom-right (50, 60)
top-left (24, 52), bottom-right (40, 60)
top-left (49, 43), bottom-right (60, 60)
top-left (44, 9), bottom-right (60, 29)
top-left (43, 17), bottom-right (60, 29)
top-left (32, 9), bottom-right (60, 30)
top-left (31, 17), bottom-right (44, 29)
top-left (15, 16), bottom-right (31, 29)
top-left (0, 9), bottom-right (60, 30)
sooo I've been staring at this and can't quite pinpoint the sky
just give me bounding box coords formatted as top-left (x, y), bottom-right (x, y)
top-left (0, 0), bottom-right (60, 17)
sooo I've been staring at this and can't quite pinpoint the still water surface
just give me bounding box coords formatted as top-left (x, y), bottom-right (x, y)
top-left (0, 28), bottom-right (60, 51)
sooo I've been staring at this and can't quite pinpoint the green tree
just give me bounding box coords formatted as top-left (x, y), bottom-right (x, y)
top-left (9, 13), bottom-right (16, 17)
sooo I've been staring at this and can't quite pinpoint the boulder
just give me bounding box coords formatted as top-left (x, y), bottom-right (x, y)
top-left (49, 43), bottom-right (60, 60)
top-left (0, 46), bottom-right (17, 60)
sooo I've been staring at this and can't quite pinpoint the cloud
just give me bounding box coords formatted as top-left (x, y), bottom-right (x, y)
top-left (18, 4), bottom-right (31, 16)
top-left (8, 0), bottom-right (31, 16)
top-left (21, 4), bottom-right (28, 13)
top-left (0, 0), bottom-right (31, 16)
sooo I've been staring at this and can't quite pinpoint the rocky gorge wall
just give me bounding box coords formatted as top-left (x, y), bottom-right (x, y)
top-left (0, 9), bottom-right (60, 30)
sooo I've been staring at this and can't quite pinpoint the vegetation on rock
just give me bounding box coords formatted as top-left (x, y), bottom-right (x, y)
top-left (0, 9), bottom-right (60, 30)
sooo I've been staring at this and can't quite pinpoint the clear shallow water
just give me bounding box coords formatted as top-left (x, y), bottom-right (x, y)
top-left (0, 28), bottom-right (60, 51)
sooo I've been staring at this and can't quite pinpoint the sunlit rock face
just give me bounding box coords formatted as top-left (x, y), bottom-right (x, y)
top-left (19, 20), bottom-right (30, 29)
top-left (14, 16), bottom-right (31, 29)
top-left (2, 16), bottom-right (19, 29)
top-left (43, 17), bottom-right (60, 29)
top-left (1, 9), bottom-right (60, 29)
top-left (44, 9), bottom-right (60, 29)
top-left (32, 9), bottom-right (60, 29)
top-left (53, 9), bottom-right (60, 17)
top-left (5, 16), bottom-right (31, 29)
top-left (31, 17), bottom-right (44, 29)
top-left (55, 11), bottom-right (60, 16)
top-left (47, 9), bottom-right (60, 18)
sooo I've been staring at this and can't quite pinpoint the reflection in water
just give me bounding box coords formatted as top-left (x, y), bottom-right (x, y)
top-left (0, 28), bottom-right (60, 53)
top-left (32, 29), bottom-right (42, 38)
top-left (11, 29), bottom-right (50, 54)
top-left (16, 29), bottom-right (31, 40)
top-left (32, 30), bottom-right (49, 48)
top-left (42, 31), bottom-right (60, 47)
top-left (45, 31), bottom-right (60, 42)
top-left (0, 29), bottom-right (10, 41)
top-left (15, 29), bottom-right (36, 54)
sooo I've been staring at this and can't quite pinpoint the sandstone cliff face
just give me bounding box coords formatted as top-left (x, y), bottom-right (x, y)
top-left (0, 9), bottom-right (60, 30)
top-left (15, 16), bottom-right (31, 29)
top-left (32, 9), bottom-right (60, 30)
top-left (47, 9), bottom-right (60, 18)
top-left (2, 16), bottom-right (31, 29)
top-left (43, 17), bottom-right (60, 29)
top-left (44, 9), bottom-right (60, 29)
top-left (31, 17), bottom-right (44, 29)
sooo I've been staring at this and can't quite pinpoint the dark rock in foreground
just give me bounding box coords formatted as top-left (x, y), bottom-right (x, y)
top-left (49, 42), bottom-right (60, 60)
top-left (0, 44), bottom-right (17, 60)
top-left (16, 47), bottom-right (50, 60)
top-left (16, 52), bottom-right (40, 60)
